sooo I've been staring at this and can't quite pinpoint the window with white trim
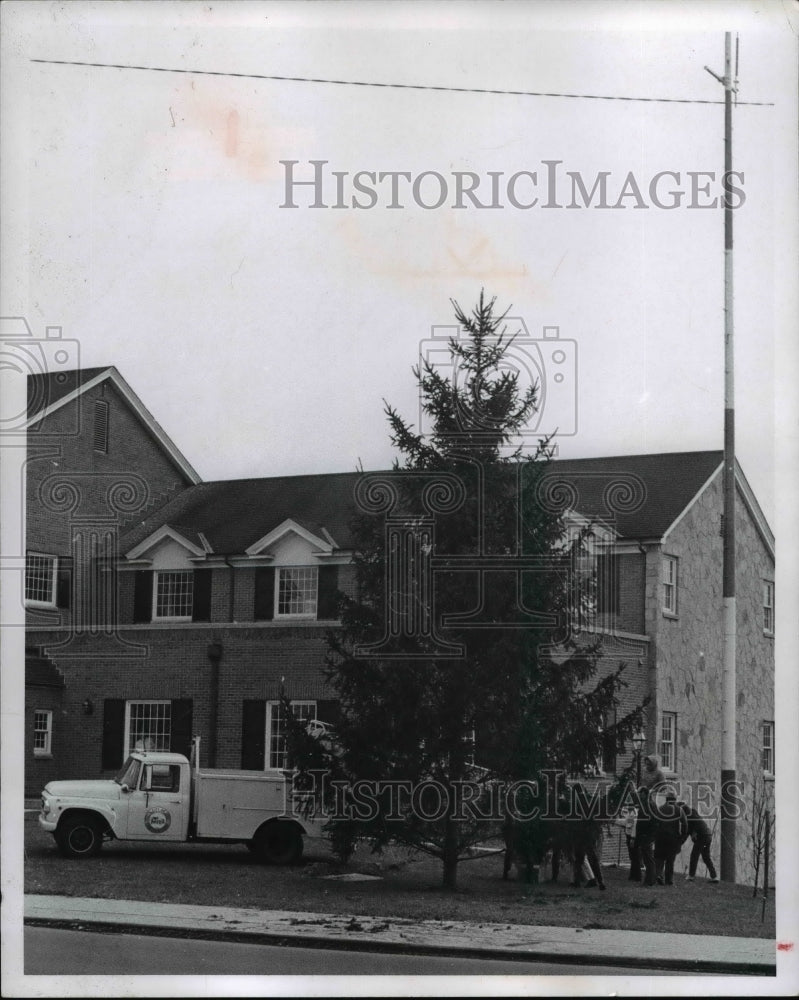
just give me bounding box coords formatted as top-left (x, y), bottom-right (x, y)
top-left (125, 701), bottom-right (171, 756)
top-left (266, 701), bottom-right (317, 770)
top-left (762, 721), bottom-right (774, 775)
top-left (153, 570), bottom-right (193, 620)
top-left (25, 553), bottom-right (58, 608)
top-left (662, 556), bottom-right (678, 615)
top-left (33, 710), bottom-right (53, 756)
top-left (276, 567), bottom-right (318, 618)
top-left (659, 711), bottom-right (677, 771)
top-left (763, 581), bottom-right (774, 635)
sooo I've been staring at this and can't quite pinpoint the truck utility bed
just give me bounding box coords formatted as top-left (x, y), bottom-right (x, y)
top-left (192, 769), bottom-right (295, 839)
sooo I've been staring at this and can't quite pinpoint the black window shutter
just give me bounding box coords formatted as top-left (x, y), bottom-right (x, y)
top-left (317, 566), bottom-right (339, 619)
top-left (241, 700), bottom-right (266, 769)
top-left (170, 699), bottom-right (193, 759)
top-left (192, 569), bottom-right (212, 622)
top-left (597, 555), bottom-right (619, 615)
top-left (102, 699), bottom-right (126, 770)
top-left (56, 557), bottom-right (72, 609)
top-left (254, 568), bottom-right (275, 621)
top-left (596, 555), bottom-right (606, 612)
top-left (602, 709), bottom-right (617, 774)
top-left (316, 700), bottom-right (340, 728)
top-left (133, 571), bottom-right (153, 623)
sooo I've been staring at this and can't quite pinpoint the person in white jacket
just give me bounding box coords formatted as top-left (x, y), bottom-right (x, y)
top-left (615, 805), bottom-right (640, 881)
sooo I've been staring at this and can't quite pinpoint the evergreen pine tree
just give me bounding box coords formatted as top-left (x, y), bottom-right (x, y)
top-left (289, 292), bottom-right (645, 889)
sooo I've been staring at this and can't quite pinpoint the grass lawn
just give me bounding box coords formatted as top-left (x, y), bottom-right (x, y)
top-left (24, 814), bottom-right (775, 940)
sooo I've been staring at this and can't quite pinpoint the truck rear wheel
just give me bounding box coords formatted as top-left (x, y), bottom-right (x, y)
top-left (56, 815), bottom-right (104, 858)
top-left (250, 822), bottom-right (303, 865)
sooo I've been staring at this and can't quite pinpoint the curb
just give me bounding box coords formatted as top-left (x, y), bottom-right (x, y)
top-left (24, 914), bottom-right (776, 976)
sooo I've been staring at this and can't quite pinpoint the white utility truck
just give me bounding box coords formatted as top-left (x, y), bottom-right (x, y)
top-left (39, 739), bottom-right (325, 864)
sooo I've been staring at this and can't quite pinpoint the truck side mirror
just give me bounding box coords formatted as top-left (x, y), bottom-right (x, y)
top-left (120, 783), bottom-right (130, 794)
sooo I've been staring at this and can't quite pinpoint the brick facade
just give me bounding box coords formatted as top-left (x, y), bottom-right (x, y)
top-left (25, 657), bottom-right (66, 793)
top-left (25, 376), bottom-right (191, 635)
top-left (25, 371), bottom-right (775, 884)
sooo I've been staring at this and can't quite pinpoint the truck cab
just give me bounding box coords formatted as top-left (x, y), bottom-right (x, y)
top-left (39, 751), bottom-right (193, 856)
top-left (113, 752), bottom-right (192, 841)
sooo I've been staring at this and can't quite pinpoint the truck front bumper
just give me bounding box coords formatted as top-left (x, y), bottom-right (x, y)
top-left (38, 813), bottom-right (58, 834)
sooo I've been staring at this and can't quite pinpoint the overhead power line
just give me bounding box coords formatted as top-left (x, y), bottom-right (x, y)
top-left (30, 58), bottom-right (774, 107)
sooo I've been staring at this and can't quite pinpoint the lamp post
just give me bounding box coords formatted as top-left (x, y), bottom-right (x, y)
top-left (632, 730), bottom-right (646, 787)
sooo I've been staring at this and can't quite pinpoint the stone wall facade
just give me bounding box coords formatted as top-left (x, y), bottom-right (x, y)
top-left (650, 473), bottom-right (775, 883)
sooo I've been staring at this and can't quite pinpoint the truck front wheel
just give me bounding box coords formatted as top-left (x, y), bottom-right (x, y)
top-left (56, 815), bottom-right (104, 859)
top-left (250, 822), bottom-right (303, 865)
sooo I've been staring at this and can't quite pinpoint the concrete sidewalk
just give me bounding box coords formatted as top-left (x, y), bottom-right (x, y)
top-left (24, 894), bottom-right (775, 975)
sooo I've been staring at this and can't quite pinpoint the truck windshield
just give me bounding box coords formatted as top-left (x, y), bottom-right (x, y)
top-left (114, 757), bottom-right (141, 789)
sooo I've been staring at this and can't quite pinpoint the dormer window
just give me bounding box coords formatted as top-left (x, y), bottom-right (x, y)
top-left (129, 529), bottom-right (212, 624)
top-left (277, 567), bottom-right (318, 618)
top-left (153, 570), bottom-right (194, 620)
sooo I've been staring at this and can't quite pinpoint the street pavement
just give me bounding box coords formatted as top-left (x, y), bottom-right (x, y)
top-left (24, 893), bottom-right (775, 976)
top-left (24, 926), bottom-right (663, 976)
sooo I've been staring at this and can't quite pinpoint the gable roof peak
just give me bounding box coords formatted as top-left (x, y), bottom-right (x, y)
top-left (26, 365), bottom-right (201, 485)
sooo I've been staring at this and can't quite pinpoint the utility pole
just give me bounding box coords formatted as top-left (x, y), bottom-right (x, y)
top-left (705, 32), bottom-right (738, 883)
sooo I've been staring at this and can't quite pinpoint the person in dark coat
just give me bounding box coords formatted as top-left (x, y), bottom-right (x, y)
top-left (563, 782), bottom-right (605, 889)
top-left (677, 799), bottom-right (719, 882)
top-left (634, 787), bottom-right (656, 886)
top-left (654, 791), bottom-right (688, 885)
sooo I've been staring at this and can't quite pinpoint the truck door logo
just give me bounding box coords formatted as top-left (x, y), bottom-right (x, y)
top-left (144, 807), bottom-right (172, 833)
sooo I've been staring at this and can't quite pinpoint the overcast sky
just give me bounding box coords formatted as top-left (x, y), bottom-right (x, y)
top-left (4, 1), bottom-right (797, 528)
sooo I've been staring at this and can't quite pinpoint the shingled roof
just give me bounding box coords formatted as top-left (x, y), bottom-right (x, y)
top-left (120, 451), bottom-right (735, 557)
top-left (538, 450), bottom-right (724, 539)
top-left (121, 471), bottom-right (364, 554)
